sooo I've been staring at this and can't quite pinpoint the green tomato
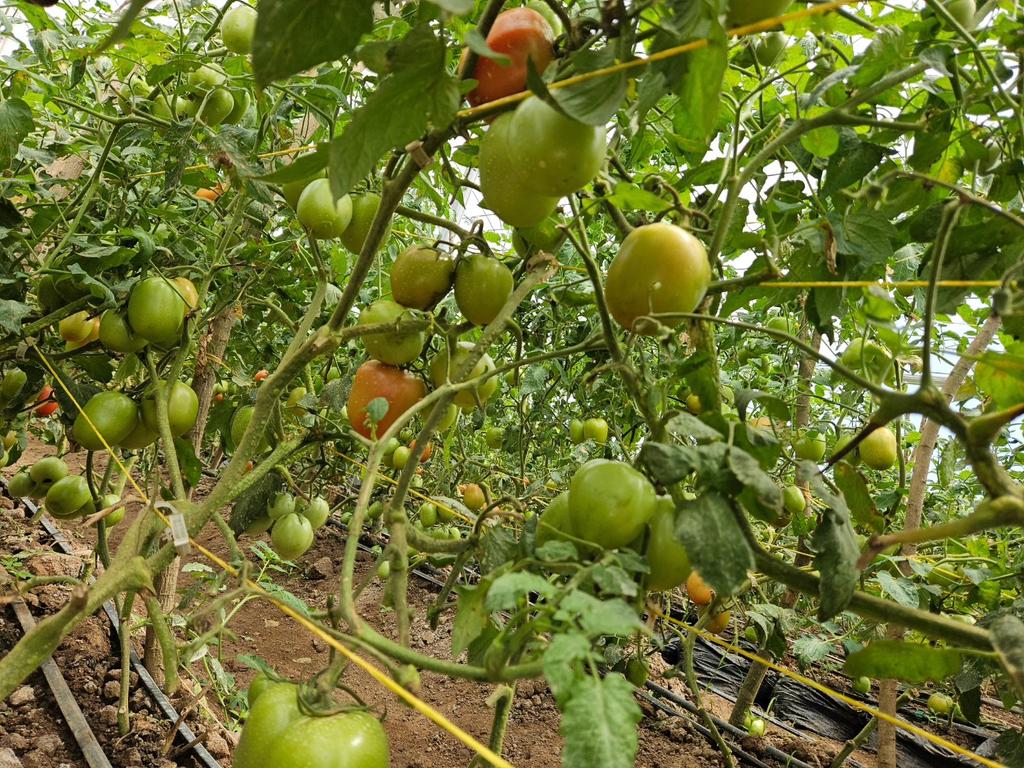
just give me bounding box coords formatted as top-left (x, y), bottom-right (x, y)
top-left (852, 676), bottom-right (871, 694)
top-left (99, 310), bottom-right (148, 354)
top-left (645, 496), bottom-right (691, 592)
top-left (247, 672), bottom-right (271, 707)
top-left (454, 255), bottom-right (514, 327)
top-left (340, 193), bottom-right (386, 255)
top-left (389, 245), bottom-right (455, 310)
top-left (747, 717), bottom-right (766, 737)
top-left (282, 170), bottom-right (325, 210)
top-left (119, 420), bottom-right (158, 450)
top-left (224, 89), bottom-right (251, 125)
top-left (0, 368), bottom-right (27, 402)
top-left (358, 299), bottom-right (426, 366)
top-left (839, 338), bottom-right (894, 384)
top-left (198, 87), bottom-right (235, 126)
top-left (301, 496), bottom-right (330, 529)
top-left (479, 113), bottom-right (557, 228)
top-left (9, 471), bottom-right (37, 498)
top-left (72, 391), bottom-right (139, 451)
top-left (220, 4), bottom-right (257, 54)
top-left (927, 692), bottom-right (955, 716)
top-left (793, 433), bottom-right (826, 462)
top-left (625, 658), bottom-right (648, 687)
top-left (568, 418), bottom-right (585, 444)
top-left (234, 683), bottom-right (389, 768)
top-left (942, 0), bottom-right (975, 28)
top-left (507, 96), bottom-right (607, 197)
top-left (535, 491), bottom-right (575, 547)
top-left (436, 403), bottom-right (459, 431)
top-left (231, 405), bottom-right (269, 453)
top-left (753, 31), bottom-right (786, 66)
top-left (525, 0), bottom-right (563, 36)
top-left (859, 426), bottom-right (898, 470)
top-left (269, 492), bottom-right (296, 520)
top-left (296, 178), bottom-right (352, 239)
top-left (782, 485), bottom-right (806, 516)
top-left (376, 559), bottom-right (391, 579)
top-left (270, 513), bottom-right (314, 560)
top-left (391, 445), bottom-right (411, 470)
top-left (605, 223), bottom-right (710, 334)
top-left (583, 417), bottom-right (609, 444)
top-left (765, 315), bottom-right (797, 335)
top-left (188, 64), bottom-right (226, 93)
top-left (29, 456), bottom-right (69, 492)
top-left (428, 342), bottom-right (498, 411)
top-left (45, 475), bottom-right (92, 519)
top-left (100, 494), bottom-right (125, 525)
top-left (831, 434), bottom-right (860, 466)
top-left (418, 502), bottom-right (438, 527)
top-left (727, 0), bottom-right (791, 27)
top-left (142, 381), bottom-right (199, 436)
top-left (128, 277), bottom-right (186, 346)
top-left (485, 426), bottom-right (503, 450)
top-left (568, 460), bottom-right (657, 550)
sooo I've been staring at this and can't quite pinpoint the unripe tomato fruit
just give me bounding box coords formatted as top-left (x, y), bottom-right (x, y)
top-left (99, 310), bottom-right (148, 353)
top-left (536, 491), bottom-right (575, 547)
top-left (301, 496), bottom-right (330, 529)
top-left (428, 342), bottom-right (498, 411)
top-left (296, 179), bottom-right (353, 239)
top-left (747, 717), bottom-right (766, 737)
top-left (568, 418), bottom-right (585, 444)
top-left (605, 223), bottom-right (711, 334)
top-left (625, 658), bottom-right (649, 687)
top-left (646, 497), bottom-right (692, 592)
top-left (392, 445), bottom-right (411, 469)
top-left (282, 171), bottom-right (324, 210)
top-left (526, 0), bottom-right (563, 36)
top-left (358, 300), bottom-right (425, 366)
top-left (706, 609), bottom-right (731, 635)
top-left (686, 571), bottom-right (714, 605)
top-left (1, 368), bottom-right (27, 402)
top-left (927, 692), bottom-right (955, 716)
top-left (198, 87), bottom-right (235, 126)
top-left (839, 338), bottom-right (893, 384)
top-left (188, 64), bottom-right (225, 92)
top-left (142, 381), bottom-right (199, 436)
top-left (60, 311), bottom-right (95, 343)
top-left (942, 0), bottom-right (975, 28)
top-left (465, 8), bottom-right (554, 107)
top-left (9, 472), bottom-right (35, 498)
top-left (686, 394), bottom-right (702, 414)
top-left (220, 4), bottom-right (257, 54)
top-left (390, 246), bottom-right (455, 310)
top-left (794, 433), bottom-right (826, 462)
top-left (346, 360), bottom-right (426, 440)
top-left (436, 403), bottom-right (459, 431)
top-left (231, 404), bottom-right (270, 452)
top-left (224, 89), bottom-right (251, 124)
top-left (418, 502), bottom-right (438, 527)
top-left (30, 456), bottom-right (69, 491)
top-left (454, 255), bottom-right (514, 326)
top-left (568, 460), bottom-right (656, 550)
top-left (72, 391), bottom-right (139, 451)
top-left (45, 475), bottom-right (93, 519)
top-left (727, 0), bottom-right (791, 27)
top-left (832, 434), bottom-right (860, 465)
top-left (234, 682), bottom-right (389, 768)
top-left (508, 96), bottom-right (607, 197)
top-left (462, 483), bottom-right (486, 511)
top-left (485, 426), bottom-right (503, 449)
top-left (172, 277), bottom-right (200, 315)
top-left (859, 426), bottom-right (898, 470)
top-left (753, 31), bottom-right (786, 66)
top-left (35, 385), bottom-right (59, 417)
top-left (128, 277), bottom-right (186, 346)
top-left (269, 492), bottom-right (296, 520)
top-left (100, 494), bottom-right (125, 526)
top-left (583, 417), bottom-right (609, 444)
top-left (341, 193), bottom-right (385, 254)
top-left (852, 676), bottom-right (871, 694)
top-left (782, 485), bottom-right (806, 516)
top-left (270, 513), bottom-right (314, 560)
top-left (285, 386), bottom-right (307, 417)
top-left (120, 419), bottom-right (158, 450)
top-left (479, 113), bottom-right (557, 228)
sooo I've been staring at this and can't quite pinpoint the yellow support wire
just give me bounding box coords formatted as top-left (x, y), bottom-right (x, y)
top-left (31, 347), bottom-right (514, 768)
top-left (129, 0), bottom-right (864, 180)
top-left (650, 606), bottom-right (1006, 768)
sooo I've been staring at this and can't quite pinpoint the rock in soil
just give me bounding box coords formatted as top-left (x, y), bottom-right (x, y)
top-left (0, 747), bottom-right (22, 768)
top-left (8, 686), bottom-right (34, 707)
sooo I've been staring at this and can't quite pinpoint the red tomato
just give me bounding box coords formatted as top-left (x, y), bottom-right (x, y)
top-left (465, 8), bottom-right (555, 107)
top-left (254, 369), bottom-right (269, 383)
top-left (346, 361), bottom-right (426, 440)
top-left (34, 385), bottom-right (58, 417)
top-left (410, 439), bottom-right (433, 463)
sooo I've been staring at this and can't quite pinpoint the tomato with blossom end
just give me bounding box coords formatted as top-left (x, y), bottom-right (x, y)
top-left (852, 676), bottom-right (871, 694)
top-left (568, 460), bottom-right (656, 550)
top-left (927, 692), bottom-right (955, 715)
top-left (605, 223), bottom-right (711, 334)
top-left (346, 360), bottom-right (426, 440)
top-left (782, 485), bottom-right (806, 516)
top-left (60, 311), bottom-right (95, 343)
top-left (568, 418), bottom-right (585, 444)
top-left (464, 8), bottom-right (554, 107)
top-left (341, 193), bottom-right (387, 255)
top-left (706, 609), bottom-right (731, 635)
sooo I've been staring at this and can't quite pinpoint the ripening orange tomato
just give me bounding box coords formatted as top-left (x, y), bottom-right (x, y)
top-left (464, 8), bottom-right (555, 107)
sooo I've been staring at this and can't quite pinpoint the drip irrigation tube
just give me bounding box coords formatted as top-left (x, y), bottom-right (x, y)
top-left (16, 491), bottom-right (222, 768)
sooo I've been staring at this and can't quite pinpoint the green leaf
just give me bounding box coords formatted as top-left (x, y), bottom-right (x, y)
top-left (228, 471), bottom-right (284, 535)
top-left (639, 442), bottom-right (700, 485)
top-left (328, 25), bottom-right (458, 198)
top-left (464, 29), bottom-right (511, 65)
top-left (560, 674), bottom-right (642, 768)
top-left (0, 300), bottom-right (31, 336)
top-left (998, 729), bottom-right (1024, 768)
top-left (665, 412), bottom-right (724, 442)
top-left (543, 632), bottom-right (592, 705)
top-left (844, 641), bottom-right (963, 684)
top-left (428, 0), bottom-right (473, 14)
top-left (451, 583), bottom-right (490, 657)
top-left (590, 565), bottom-right (638, 598)
top-left (600, 182), bottom-right (672, 214)
top-left (728, 447), bottom-right (782, 512)
top-left (793, 636), bottom-right (833, 668)
top-left (556, 591), bottom-right (644, 638)
top-left (674, 493), bottom-right (753, 597)
top-left (800, 462), bottom-right (859, 619)
top-left (828, 207), bottom-right (899, 271)
top-left (0, 98), bottom-right (33, 170)
top-left (536, 540), bottom-right (577, 562)
top-left (992, 615), bottom-right (1024, 699)
top-left (801, 125), bottom-right (840, 158)
top-left (851, 26), bottom-right (905, 88)
top-left (549, 47), bottom-right (627, 126)
top-left (833, 463), bottom-right (884, 533)
top-left (875, 571), bottom-right (920, 609)
top-left (95, 0), bottom-right (153, 52)
top-left (253, 148), bottom-right (329, 184)
top-left (486, 572), bottom-right (555, 611)
top-left (670, 30), bottom-right (727, 152)
top-left (253, 0), bottom-right (374, 88)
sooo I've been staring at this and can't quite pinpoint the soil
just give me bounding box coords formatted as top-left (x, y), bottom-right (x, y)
top-left (2, 438), bottom-right (1014, 768)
